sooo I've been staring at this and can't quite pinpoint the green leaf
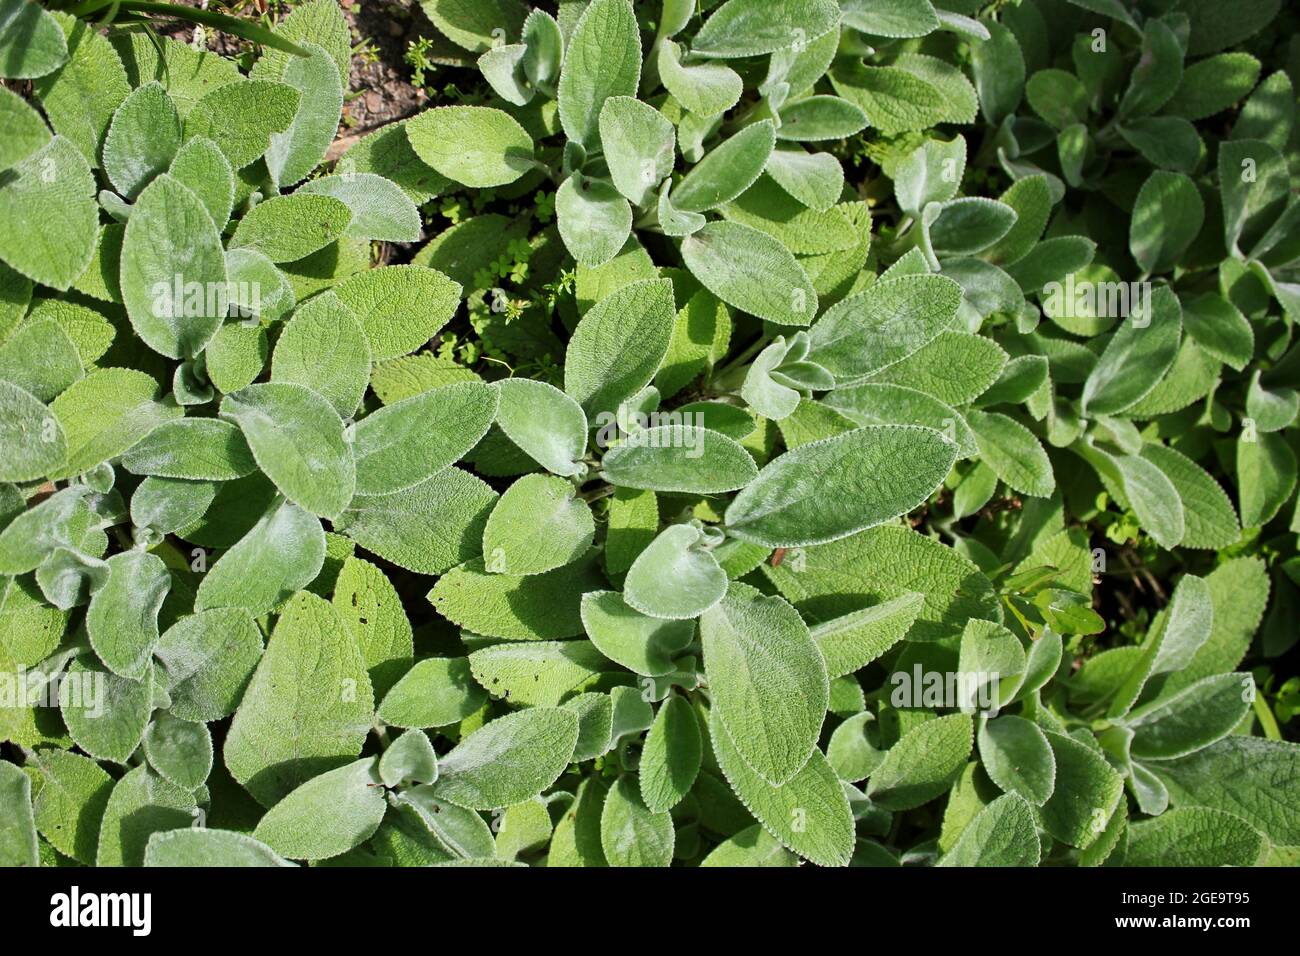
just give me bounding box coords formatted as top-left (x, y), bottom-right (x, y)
top-left (194, 497), bottom-right (325, 617)
top-left (1130, 171), bottom-right (1204, 275)
top-left (692, 0), bottom-right (840, 59)
top-left (977, 715), bottom-right (1055, 806)
top-left (557, 0), bottom-right (641, 151)
top-left (432, 707), bottom-right (579, 809)
top-left (1039, 730), bottom-right (1124, 848)
top-left (601, 424), bottom-right (757, 494)
top-left (0, 760), bottom-right (37, 866)
top-left (701, 582), bottom-right (827, 785)
top-left (1127, 673), bottom-right (1252, 760)
top-left (726, 425), bottom-right (957, 548)
top-left (31, 15), bottom-right (128, 163)
top-left (775, 95), bottom-right (867, 141)
top-left (1218, 139), bottom-right (1289, 255)
top-left (229, 193), bottom-right (353, 264)
top-left (271, 292), bottom-right (371, 419)
top-left (893, 136), bottom-right (965, 217)
top-left (406, 105), bottom-right (535, 188)
top-left (1081, 285), bottom-right (1182, 414)
top-left (673, 121), bottom-right (776, 213)
top-left (429, 552), bottom-right (605, 640)
top-left (0, 136), bottom-right (97, 291)
top-left (152, 608), bottom-right (264, 722)
top-left (469, 639), bottom-right (607, 707)
top-left (103, 81), bottom-right (180, 200)
top-left (930, 198), bottom-right (1018, 256)
top-left (580, 590), bottom-right (695, 676)
top-left (419, 0), bottom-right (527, 52)
top-left (378, 729), bottom-right (438, 788)
top-left (334, 265), bottom-right (460, 362)
top-left (965, 409), bottom-right (1055, 498)
top-left (483, 474), bottom-right (595, 576)
top-left (1126, 806), bottom-right (1264, 867)
top-left (657, 40), bottom-right (743, 117)
top-left (59, 654), bottom-right (152, 762)
top-left (640, 696), bottom-right (702, 812)
top-left (867, 713), bottom-right (972, 811)
top-left (86, 549), bottom-right (169, 679)
top-left (254, 758), bottom-right (385, 861)
top-left (493, 378), bottom-right (588, 477)
top-left (809, 274), bottom-right (961, 384)
top-left (93, 764), bottom-right (195, 867)
top-left (765, 146), bottom-right (844, 212)
top-left (625, 523), bottom-right (728, 620)
top-left (709, 711), bottom-right (853, 867)
top-left (144, 829), bottom-right (293, 867)
top-left (0, 0), bottom-right (67, 79)
top-left (937, 793), bottom-right (1041, 866)
top-left (810, 592), bottom-right (923, 679)
top-left (0, 85), bottom-right (50, 172)
top-left (296, 173), bottom-right (422, 244)
top-left (830, 62), bottom-right (948, 135)
top-left (352, 380), bottom-right (495, 496)
top-left (1237, 431), bottom-right (1297, 528)
top-left (826, 383), bottom-right (976, 457)
top-left (379, 657), bottom-right (486, 729)
top-left (0, 380), bottom-right (64, 482)
top-left (142, 711), bottom-right (213, 790)
top-left (565, 278), bottom-right (675, 417)
top-left (224, 590), bottom-right (374, 806)
top-left (1164, 52), bottom-right (1261, 121)
top-left (184, 78), bottom-right (299, 170)
top-left (1119, 17), bottom-right (1183, 119)
top-left (1140, 443), bottom-right (1240, 550)
top-left (31, 748), bottom-right (113, 864)
top-left (601, 774), bottom-right (674, 866)
top-left (262, 43), bottom-right (342, 189)
top-left (681, 221), bottom-right (818, 326)
top-left (220, 382), bottom-right (354, 520)
top-left (699, 823), bottom-right (798, 866)
top-left (334, 467), bottom-right (497, 576)
top-left (331, 555), bottom-right (413, 697)
top-left (120, 419), bottom-right (256, 481)
top-left (599, 96), bottom-right (675, 207)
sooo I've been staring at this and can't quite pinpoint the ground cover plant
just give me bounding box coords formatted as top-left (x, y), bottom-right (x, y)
top-left (0, 0), bottom-right (1298, 869)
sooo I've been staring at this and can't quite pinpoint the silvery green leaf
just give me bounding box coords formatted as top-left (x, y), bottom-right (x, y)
top-left (352, 380), bottom-right (497, 496)
top-left (184, 78), bottom-right (299, 170)
top-left (775, 95), bottom-right (867, 141)
top-left (94, 765), bottom-right (196, 867)
top-left (120, 419), bottom-right (256, 481)
top-left (432, 707), bottom-right (580, 810)
top-left (254, 758), bottom-right (386, 861)
top-left (725, 425), bottom-right (957, 548)
top-left (810, 592), bottom-right (923, 679)
top-left (394, 786), bottom-right (496, 860)
top-left (691, 0), bottom-right (840, 59)
top-left (263, 43), bottom-right (342, 190)
top-left (224, 591), bottom-right (374, 806)
top-left (379, 729), bottom-right (438, 788)
top-left (482, 473), bottom-right (595, 576)
top-left (0, 380), bottom-right (65, 482)
top-left (640, 695), bottom-right (702, 812)
top-left (555, 172), bottom-right (633, 268)
top-left (1237, 430), bottom-right (1296, 529)
top-left (965, 409), bottom-right (1054, 498)
top-left (220, 382), bottom-right (355, 520)
top-left (673, 121), bottom-right (776, 213)
top-left (957, 619), bottom-right (1027, 710)
top-left (557, 0), bottom-right (641, 152)
top-left (49, 367), bottom-right (182, 480)
top-left (564, 692), bottom-right (614, 762)
top-left (418, 0), bottom-right (527, 53)
top-left (479, 43), bottom-right (531, 106)
top-left (0, 316), bottom-right (82, 402)
top-left (580, 590), bottom-right (695, 676)
top-left (494, 378), bottom-right (588, 477)
top-left (656, 40), bottom-right (743, 117)
top-left (1126, 673), bottom-right (1250, 760)
top-left (142, 711), bottom-right (213, 790)
top-left (0, 487), bottom-right (94, 576)
top-left (153, 608), bottom-right (264, 722)
top-left (1130, 171), bottom-right (1204, 276)
top-left (1126, 806), bottom-right (1264, 867)
top-left (167, 137), bottom-right (235, 232)
top-left (120, 174), bottom-right (227, 360)
top-left (1039, 730), bottom-right (1124, 849)
top-left (765, 145), bottom-right (844, 212)
top-left (600, 424), bottom-right (758, 494)
top-left (379, 657), bottom-right (485, 729)
top-left (35, 546), bottom-right (107, 610)
top-left (295, 173), bottom-right (422, 244)
top-left (103, 82), bottom-right (180, 200)
top-left (681, 221), bottom-right (817, 326)
top-left (31, 748), bottom-right (112, 864)
top-left (808, 274), bottom-right (961, 383)
top-left (145, 829), bottom-right (295, 867)
top-left (229, 193), bottom-right (352, 263)
top-left (0, 136), bottom-right (96, 292)
top-left (1118, 16), bottom-right (1183, 119)
top-left (599, 96), bottom-right (675, 207)
top-left (741, 338), bottom-right (802, 421)
top-left (468, 639), bottom-right (607, 705)
top-left (601, 775), bottom-right (674, 866)
top-left (60, 655), bottom-right (152, 762)
top-left (929, 197), bottom-right (1018, 256)
top-left (624, 523), bottom-right (728, 620)
top-left (840, 0), bottom-right (938, 37)
top-left (335, 264), bottom-right (461, 361)
top-left (0, 760), bottom-right (38, 866)
top-left (406, 105), bottom-right (535, 188)
top-left (710, 711), bottom-right (853, 866)
top-left (827, 383), bottom-right (976, 458)
top-left (521, 8), bottom-right (563, 89)
top-left (194, 496), bottom-right (325, 617)
top-left (700, 824), bottom-right (798, 867)
top-left (656, 179), bottom-right (707, 237)
top-left (936, 792), bottom-right (1040, 866)
top-left (826, 711), bottom-right (884, 782)
top-left (701, 582), bottom-right (828, 785)
top-left (0, 0), bottom-right (67, 79)
top-left (431, 553), bottom-right (604, 641)
top-left (977, 715), bottom-right (1056, 806)
top-left (867, 713), bottom-right (973, 811)
top-left (335, 468), bottom-right (497, 576)
top-left (85, 549), bottom-right (169, 679)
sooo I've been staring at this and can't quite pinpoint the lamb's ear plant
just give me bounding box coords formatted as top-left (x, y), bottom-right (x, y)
top-left (0, 0), bottom-right (1297, 869)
